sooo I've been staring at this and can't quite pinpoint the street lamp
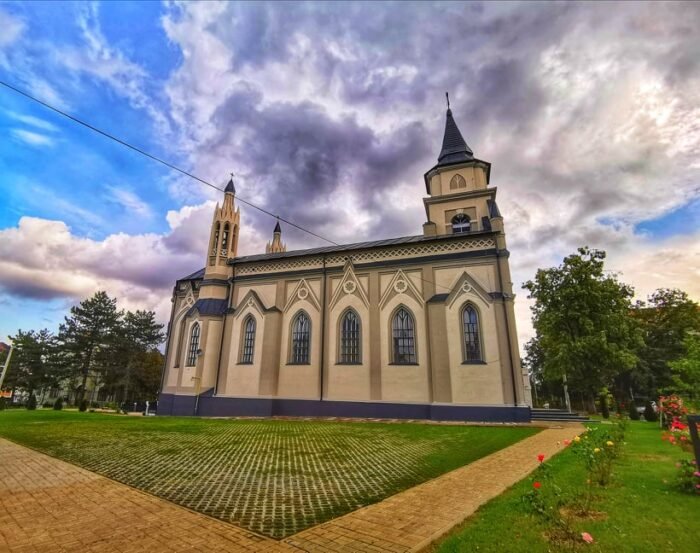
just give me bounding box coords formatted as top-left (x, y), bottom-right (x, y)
top-left (192, 348), bottom-right (204, 416)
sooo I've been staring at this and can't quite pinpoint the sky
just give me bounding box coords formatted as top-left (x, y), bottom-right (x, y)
top-left (0, 1), bottom-right (699, 354)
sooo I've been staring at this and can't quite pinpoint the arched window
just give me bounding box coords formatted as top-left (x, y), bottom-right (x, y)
top-left (221, 223), bottom-right (230, 254)
top-left (186, 323), bottom-right (200, 366)
top-left (240, 316), bottom-right (256, 364)
top-left (290, 311), bottom-right (310, 364)
top-left (392, 307), bottom-right (416, 364)
top-left (211, 222), bottom-right (220, 255)
top-left (462, 304), bottom-right (482, 362)
top-left (451, 213), bottom-right (471, 234)
top-left (339, 309), bottom-right (361, 364)
top-left (450, 174), bottom-right (466, 189)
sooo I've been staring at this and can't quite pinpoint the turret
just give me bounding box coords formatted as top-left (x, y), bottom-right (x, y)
top-left (266, 220), bottom-right (287, 254)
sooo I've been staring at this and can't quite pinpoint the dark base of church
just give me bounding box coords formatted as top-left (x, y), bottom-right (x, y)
top-left (157, 393), bottom-right (531, 423)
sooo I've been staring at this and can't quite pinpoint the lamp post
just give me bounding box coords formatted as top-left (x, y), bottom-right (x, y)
top-left (192, 348), bottom-right (204, 416)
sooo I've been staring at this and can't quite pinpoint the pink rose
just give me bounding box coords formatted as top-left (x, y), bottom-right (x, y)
top-left (581, 532), bottom-right (594, 544)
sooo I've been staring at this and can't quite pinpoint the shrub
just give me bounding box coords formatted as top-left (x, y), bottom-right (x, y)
top-left (675, 459), bottom-right (700, 494)
top-left (53, 397), bottom-right (63, 410)
top-left (0, 397), bottom-right (5, 410)
top-left (78, 399), bottom-right (88, 412)
top-left (659, 395), bottom-right (688, 427)
top-left (629, 402), bottom-right (640, 420)
top-left (27, 394), bottom-right (37, 410)
top-left (644, 402), bottom-right (658, 422)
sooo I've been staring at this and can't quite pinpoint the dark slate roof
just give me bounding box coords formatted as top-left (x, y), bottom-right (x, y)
top-left (231, 230), bottom-right (492, 264)
top-left (273, 220), bottom-right (281, 233)
top-left (437, 109), bottom-right (474, 167)
top-left (179, 268), bottom-right (205, 281)
top-left (225, 178), bottom-right (236, 194)
top-left (188, 298), bottom-right (228, 317)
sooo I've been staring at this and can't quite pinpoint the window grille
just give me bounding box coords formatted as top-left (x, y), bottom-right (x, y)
top-left (392, 307), bottom-right (416, 364)
top-left (187, 323), bottom-right (200, 366)
top-left (339, 310), bottom-right (361, 363)
top-left (291, 312), bottom-right (310, 363)
top-left (463, 305), bottom-right (482, 361)
top-left (240, 316), bottom-right (256, 363)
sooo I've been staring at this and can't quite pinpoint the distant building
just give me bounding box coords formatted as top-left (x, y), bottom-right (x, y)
top-left (159, 105), bottom-right (532, 421)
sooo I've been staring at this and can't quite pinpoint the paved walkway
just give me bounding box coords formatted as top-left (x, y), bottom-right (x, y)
top-left (0, 424), bottom-right (583, 553)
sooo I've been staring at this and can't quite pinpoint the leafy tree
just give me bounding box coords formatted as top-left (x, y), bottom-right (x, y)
top-left (59, 291), bottom-right (122, 403)
top-left (669, 333), bottom-right (700, 399)
top-left (643, 401), bottom-right (658, 422)
top-left (53, 397), bottom-right (63, 410)
top-left (5, 329), bottom-right (64, 396)
top-left (523, 247), bottom-right (642, 401)
top-left (26, 393), bottom-right (37, 410)
top-left (628, 401), bottom-right (640, 420)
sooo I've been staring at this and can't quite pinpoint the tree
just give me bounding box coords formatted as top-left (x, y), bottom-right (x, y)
top-left (669, 333), bottom-right (700, 399)
top-left (523, 247), bottom-right (642, 402)
top-left (59, 291), bottom-right (122, 404)
top-left (634, 289), bottom-right (700, 395)
top-left (5, 329), bottom-right (64, 397)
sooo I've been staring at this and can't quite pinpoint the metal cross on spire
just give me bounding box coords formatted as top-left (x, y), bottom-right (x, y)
top-left (445, 91), bottom-right (450, 110)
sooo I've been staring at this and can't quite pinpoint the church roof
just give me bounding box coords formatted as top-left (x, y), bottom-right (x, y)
top-left (187, 298), bottom-right (228, 317)
top-left (224, 178), bottom-right (236, 194)
top-left (437, 108), bottom-right (474, 167)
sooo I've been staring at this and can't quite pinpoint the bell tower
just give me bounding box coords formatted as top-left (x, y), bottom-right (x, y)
top-left (205, 176), bottom-right (240, 280)
top-left (422, 96), bottom-right (495, 237)
top-left (266, 220), bottom-right (287, 254)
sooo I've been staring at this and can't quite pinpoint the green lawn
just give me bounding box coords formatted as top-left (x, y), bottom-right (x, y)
top-left (434, 421), bottom-right (697, 553)
top-left (0, 410), bottom-right (538, 539)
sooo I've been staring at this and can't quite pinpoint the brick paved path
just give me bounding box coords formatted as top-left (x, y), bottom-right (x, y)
top-left (284, 424), bottom-right (584, 552)
top-left (0, 424), bottom-right (583, 553)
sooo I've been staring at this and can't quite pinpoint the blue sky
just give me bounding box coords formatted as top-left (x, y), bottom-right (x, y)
top-left (0, 1), bottom-right (698, 348)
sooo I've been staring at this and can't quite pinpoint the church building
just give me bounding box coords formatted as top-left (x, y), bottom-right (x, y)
top-left (158, 106), bottom-right (533, 421)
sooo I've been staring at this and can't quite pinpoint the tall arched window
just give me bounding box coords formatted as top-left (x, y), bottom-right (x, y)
top-left (339, 309), bottom-right (361, 364)
top-left (290, 311), bottom-right (310, 364)
top-left (221, 223), bottom-right (230, 254)
top-left (240, 316), bottom-right (256, 364)
top-left (462, 304), bottom-right (482, 362)
top-left (451, 213), bottom-right (471, 234)
top-left (186, 323), bottom-right (200, 366)
top-left (392, 307), bottom-right (416, 364)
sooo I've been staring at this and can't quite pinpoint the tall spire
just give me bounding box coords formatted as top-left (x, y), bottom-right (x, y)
top-left (437, 95), bottom-right (474, 167)
top-left (225, 173), bottom-right (236, 194)
top-left (266, 219), bottom-right (286, 254)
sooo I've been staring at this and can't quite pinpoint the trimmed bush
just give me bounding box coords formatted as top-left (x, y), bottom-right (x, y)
top-left (78, 399), bottom-right (88, 412)
top-left (628, 402), bottom-right (640, 420)
top-left (644, 402), bottom-right (658, 422)
top-left (0, 397), bottom-right (5, 410)
top-left (600, 392), bottom-right (610, 419)
top-left (27, 394), bottom-right (37, 410)
top-left (53, 397), bottom-right (63, 411)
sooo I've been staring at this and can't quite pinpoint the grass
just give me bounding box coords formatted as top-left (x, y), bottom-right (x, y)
top-left (0, 409), bottom-right (538, 539)
top-left (434, 421), bottom-right (697, 553)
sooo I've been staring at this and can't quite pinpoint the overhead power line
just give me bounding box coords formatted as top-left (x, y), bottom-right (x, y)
top-left (0, 79), bottom-right (338, 246)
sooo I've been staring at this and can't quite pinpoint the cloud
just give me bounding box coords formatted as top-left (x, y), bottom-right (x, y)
top-left (10, 129), bottom-right (55, 147)
top-left (0, 203), bottom-right (215, 322)
top-left (0, 9), bottom-right (24, 49)
top-left (5, 110), bottom-right (59, 132)
top-left (158, 1), bottom-right (700, 348)
top-left (104, 185), bottom-right (154, 219)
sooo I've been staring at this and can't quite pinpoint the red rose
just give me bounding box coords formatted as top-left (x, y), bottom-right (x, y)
top-left (537, 454), bottom-right (545, 463)
top-left (533, 481), bottom-right (541, 489)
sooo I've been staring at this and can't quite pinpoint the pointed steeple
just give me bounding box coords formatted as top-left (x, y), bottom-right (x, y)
top-left (437, 96), bottom-right (474, 167)
top-left (266, 219), bottom-right (286, 254)
top-left (224, 177), bottom-right (236, 194)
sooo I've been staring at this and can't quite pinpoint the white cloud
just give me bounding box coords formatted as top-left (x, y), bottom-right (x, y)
top-left (104, 185), bottom-right (154, 219)
top-left (10, 129), bottom-right (55, 147)
top-left (5, 110), bottom-right (59, 132)
top-left (0, 9), bottom-right (24, 49)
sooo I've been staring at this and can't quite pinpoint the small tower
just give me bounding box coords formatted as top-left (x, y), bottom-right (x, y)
top-left (266, 220), bottom-right (287, 254)
top-left (205, 176), bottom-right (240, 279)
